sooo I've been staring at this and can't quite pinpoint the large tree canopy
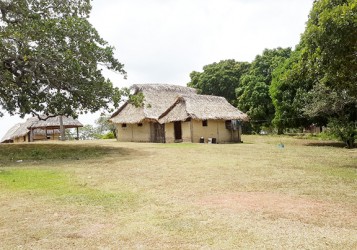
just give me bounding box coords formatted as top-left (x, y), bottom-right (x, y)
top-left (301, 0), bottom-right (357, 96)
top-left (303, 82), bottom-right (357, 147)
top-left (0, 0), bottom-right (126, 118)
top-left (301, 0), bottom-right (357, 148)
top-left (187, 59), bottom-right (250, 106)
top-left (236, 48), bottom-right (292, 132)
top-left (270, 48), bottom-right (318, 133)
top-left (270, 0), bottom-right (356, 146)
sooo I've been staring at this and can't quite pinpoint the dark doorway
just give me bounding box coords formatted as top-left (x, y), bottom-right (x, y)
top-left (150, 122), bottom-right (165, 143)
top-left (174, 121), bottom-right (182, 141)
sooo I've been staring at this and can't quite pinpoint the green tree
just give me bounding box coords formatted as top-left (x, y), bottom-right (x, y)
top-left (187, 59), bottom-right (250, 106)
top-left (269, 49), bottom-right (315, 134)
top-left (236, 48), bottom-right (292, 133)
top-left (301, 0), bottom-right (357, 96)
top-left (271, 0), bottom-right (357, 144)
top-left (78, 124), bottom-right (101, 140)
top-left (301, 0), bottom-right (356, 146)
top-left (95, 113), bottom-right (116, 138)
top-left (303, 83), bottom-right (356, 148)
top-left (0, 0), bottom-right (126, 119)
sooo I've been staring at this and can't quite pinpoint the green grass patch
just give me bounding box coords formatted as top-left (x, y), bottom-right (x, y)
top-left (0, 168), bottom-right (138, 210)
top-left (0, 144), bottom-right (121, 166)
top-left (320, 165), bottom-right (357, 180)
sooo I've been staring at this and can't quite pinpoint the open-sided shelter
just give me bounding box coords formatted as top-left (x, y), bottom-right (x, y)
top-left (27, 116), bottom-right (83, 142)
top-left (110, 84), bottom-right (248, 143)
top-left (1, 116), bottom-right (83, 143)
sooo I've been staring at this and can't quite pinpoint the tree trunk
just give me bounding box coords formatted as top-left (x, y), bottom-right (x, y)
top-left (59, 115), bottom-right (65, 141)
top-left (277, 127), bottom-right (284, 135)
top-left (345, 138), bottom-right (355, 149)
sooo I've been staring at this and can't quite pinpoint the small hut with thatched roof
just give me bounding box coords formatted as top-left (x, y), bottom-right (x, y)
top-left (110, 84), bottom-right (248, 143)
top-left (1, 116), bottom-right (83, 143)
top-left (27, 116), bottom-right (83, 142)
top-left (1, 123), bottom-right (22, 143)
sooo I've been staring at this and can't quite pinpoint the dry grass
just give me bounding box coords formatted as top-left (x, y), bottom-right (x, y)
top-left (0, 135), bottom-right (356, 249)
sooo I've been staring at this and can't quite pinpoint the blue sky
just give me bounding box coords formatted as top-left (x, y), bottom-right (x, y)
top-left (0, 0), bottom-right (314, 139)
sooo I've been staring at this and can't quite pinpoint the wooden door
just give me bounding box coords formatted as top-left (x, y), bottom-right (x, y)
top-left (174, 121), bottom-right (182, 140)
top-left (150, 123), bottom-right (165, 143)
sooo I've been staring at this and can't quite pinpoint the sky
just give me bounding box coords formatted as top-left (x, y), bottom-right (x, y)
top-left (0, 0), bottom-right (314, 140)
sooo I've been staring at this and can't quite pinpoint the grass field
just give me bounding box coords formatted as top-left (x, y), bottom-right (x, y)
top-left (0, 135), bottom-right (356, 249)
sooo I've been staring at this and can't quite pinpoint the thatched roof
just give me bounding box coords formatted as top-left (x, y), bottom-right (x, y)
top-left (159, 95), bottom-right (249, 123)
top-left (0, 117), bottom-right (38, 143)
top-left (14, 117), bottom-right (38, 137)
top-left (1, 123), bottom-right (21, 143)
top-left (1, 116), bottom-right (82, 143)
top-left (28, 116), bottom-right (83, 129)
top-left (110, 84), bottom-right (197, 124)
top-left (110, 83), bottom-right (249, 124)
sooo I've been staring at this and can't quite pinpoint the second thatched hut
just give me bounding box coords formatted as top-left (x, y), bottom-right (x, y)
top-left (1, 116), bottom-right (83, 143)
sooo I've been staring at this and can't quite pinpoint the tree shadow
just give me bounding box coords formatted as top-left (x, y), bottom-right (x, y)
top-left (305, 141), bottom-right (352, 148)
top-left (0, 143), bottom-right (148, 166)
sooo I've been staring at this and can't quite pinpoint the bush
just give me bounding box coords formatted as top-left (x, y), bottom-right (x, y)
top-left (327, 118), bottom-right (356, 148)
top-left (101, 131), bottom-right (116, 139)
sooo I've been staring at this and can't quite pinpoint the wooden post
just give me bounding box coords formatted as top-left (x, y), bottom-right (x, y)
top-left (30, 128), bottom-right (34, 142)
top-left (190, 119), bottom-right (194, 143)
top-left (76, 127), bottom-right (79, 140)
top-left (131, 124), bottom-right (134, 142)
top-left (216, 121), bottom-right (219, 143)
top-left (59, 115), bottom-right (65, 141)
top-left (238, 124), bottom-right (242, 143)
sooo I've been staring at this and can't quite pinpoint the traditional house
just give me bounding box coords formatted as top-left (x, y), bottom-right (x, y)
top-left (1, 123), bottom-right (22, 143)
top-left (1, 116), bottom-right (83, 143)
top-left (110, 84), bottom-right (248, 143)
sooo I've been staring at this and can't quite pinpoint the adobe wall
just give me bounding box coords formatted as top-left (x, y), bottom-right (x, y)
top-left (165, 121), bottom-right (192, 143)
top-left (191, 119), bottom-right (239, 143)
top-left (116, 122), bottom-right (151, 142)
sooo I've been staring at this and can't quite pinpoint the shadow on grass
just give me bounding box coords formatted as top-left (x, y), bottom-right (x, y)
top-left (340, 164), bottom-right (357, 170)
top-left (0, 143), bottom-right (143, 166)
top-left (305, 141), bottom-right (352, 148)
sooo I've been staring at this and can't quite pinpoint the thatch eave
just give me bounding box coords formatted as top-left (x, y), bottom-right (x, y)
top-left (28, 116), bottom-right (83, 129)
top-left (1, 123), bottom-right (21, 143)
top-left (111, 84), bottom-right (198, 124)
top-left (110, 84), bottom-right (249, 125)
top-left (159, 94), bottom-right (249, 123)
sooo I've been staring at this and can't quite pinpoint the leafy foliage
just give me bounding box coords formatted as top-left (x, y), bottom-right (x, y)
top-left (187, 59), bottom-right (250, 106)
top-left (301, 0), bottom-right (356, 145)
top-left (301, 0), bottom-right (357, 96)
top-left (303, 83), bottom-right (357, 148)
top-left (270, 49), bottom-right (316, 133)
top-left (79, 124), bottom-right (102, 140)
top-left (270, 0), bottom-right (357, 144)
top-left (121, 87), bottom-right (145, 108)
top-left (95, 114), bottom-right (116, 135)
top-left (78, 114), bottom-right (117, 140)
top-left (327, 118), bottom-right (356, 148)
top-left (236, 48), bottom-right (292, 132)
top-left (101, 131), bottom-right (116, 139)
top-left (0, 0), bottom-right (126, 118)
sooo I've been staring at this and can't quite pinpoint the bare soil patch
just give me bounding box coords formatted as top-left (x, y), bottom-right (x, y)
top-left (199, 192), bottom-right (357, 228)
